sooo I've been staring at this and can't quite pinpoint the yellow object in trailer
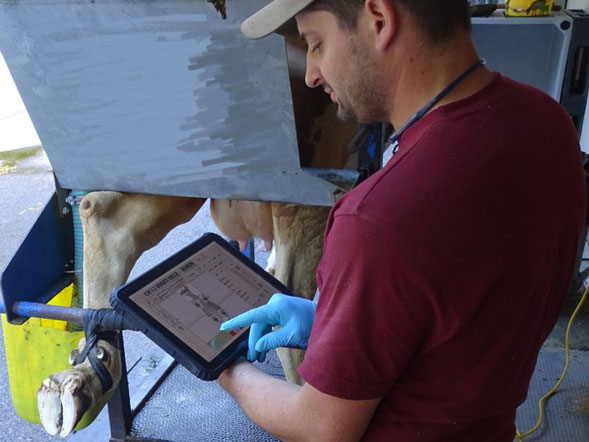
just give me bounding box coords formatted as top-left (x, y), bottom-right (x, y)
top-left (506, 0), bottom-right (554, 16)
top-left (1, 284), bottom-right (106, 428)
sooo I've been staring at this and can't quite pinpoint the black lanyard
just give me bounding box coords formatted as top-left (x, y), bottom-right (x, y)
top-left (389, 59), bottom-right (485, 154)
top-left (351, 59), bottom-right (485, 189)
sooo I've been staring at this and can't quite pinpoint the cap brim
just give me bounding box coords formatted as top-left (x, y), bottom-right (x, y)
top-left (241, 0), bottom-right (316, 39)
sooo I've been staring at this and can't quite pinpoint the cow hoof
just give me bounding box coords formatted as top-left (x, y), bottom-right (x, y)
top-left (37, 373), bottom-right (66, 436)
top-left (59, 375), bottom-right (93, 437)
top-left (37, 370), bottom-right (92, 437)
top-left (37, 340), bottom-right (121, 437)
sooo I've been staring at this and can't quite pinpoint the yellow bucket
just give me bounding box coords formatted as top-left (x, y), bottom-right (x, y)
top-left (506, 0), bottom-right (554, 16)
top-left (1, 285), bottom-right (106, 429)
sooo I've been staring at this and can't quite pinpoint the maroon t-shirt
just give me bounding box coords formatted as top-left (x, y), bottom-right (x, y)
top-left (298, 74), bottom-right (586, 441)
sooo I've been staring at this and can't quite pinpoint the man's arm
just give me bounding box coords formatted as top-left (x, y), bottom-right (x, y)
top-left (218, 360), bottom-right (381, 442)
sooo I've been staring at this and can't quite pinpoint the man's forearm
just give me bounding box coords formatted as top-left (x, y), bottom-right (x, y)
top-left (218, 359), bottom-right (306, 442)
top-left (219, 359), bottom-right (380, 442)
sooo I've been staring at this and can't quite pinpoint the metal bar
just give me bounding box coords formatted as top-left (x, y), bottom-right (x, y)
top-left (0, 300), bottom-right (87, 324)
top-left (107, 332), bottom-right (133, 442)
top-left (0, 300), bottom-right (138, 333)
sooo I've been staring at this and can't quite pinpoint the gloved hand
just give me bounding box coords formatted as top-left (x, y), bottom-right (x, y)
top-left (220, 293), bottom-right (316, 363)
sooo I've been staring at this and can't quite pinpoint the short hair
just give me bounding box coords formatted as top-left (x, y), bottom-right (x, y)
top-left (307, 0), bottom-right (471, 45)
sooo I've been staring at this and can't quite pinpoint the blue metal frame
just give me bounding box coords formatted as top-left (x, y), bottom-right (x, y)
top-left (1, 192), bottom-right (74, 324)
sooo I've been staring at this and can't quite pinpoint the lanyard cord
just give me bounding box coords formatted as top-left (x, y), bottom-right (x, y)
top-left (389, 58), bottom-right (486, 148)
top-left (351, 59), bottom-right (485, 189)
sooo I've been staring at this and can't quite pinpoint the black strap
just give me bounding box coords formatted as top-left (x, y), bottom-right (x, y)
top-left (389, 59), bottom-right (485, 146)
top-left (354, 59), bottom-right (486, 189)
top-left (74, 309), bottom-right (129, 394)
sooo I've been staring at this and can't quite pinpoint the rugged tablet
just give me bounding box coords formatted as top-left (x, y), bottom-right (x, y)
top-left (110, 232), bottom-right (292, 380)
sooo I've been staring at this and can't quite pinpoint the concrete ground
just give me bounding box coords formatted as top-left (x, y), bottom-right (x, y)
top-left (1, 147), bottom-right (588, 441)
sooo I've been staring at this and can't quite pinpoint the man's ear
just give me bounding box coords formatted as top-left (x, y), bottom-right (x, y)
top-left (364, 0), bottom-right (396, 51)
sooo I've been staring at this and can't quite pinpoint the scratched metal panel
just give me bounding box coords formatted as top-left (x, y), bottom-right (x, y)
top-left (0, 0), bottom-right (343, 205)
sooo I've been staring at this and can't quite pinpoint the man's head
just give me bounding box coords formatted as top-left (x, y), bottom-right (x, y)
top-left (242, 0), bottom-right (471, 46)
top-left (243, 0), bottom-right (473, 124)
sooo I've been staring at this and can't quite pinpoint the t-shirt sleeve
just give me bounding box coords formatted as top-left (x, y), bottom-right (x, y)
top-left (298, 212), bottom-right (449, 400)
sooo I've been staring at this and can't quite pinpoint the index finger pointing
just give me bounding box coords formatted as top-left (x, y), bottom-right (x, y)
top-left (220, 304), bottom-right (275, 331)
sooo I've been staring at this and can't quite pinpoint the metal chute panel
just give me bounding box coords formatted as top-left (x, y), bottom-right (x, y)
top-left (0, 0), bottom-right (348, 205)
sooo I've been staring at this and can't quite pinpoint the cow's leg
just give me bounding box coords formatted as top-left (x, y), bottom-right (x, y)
top-left (271, 203), bottom-right (331, 385)
top-left (80, 192), bottom-right (205, 308)
top-left (37, 191), bottom-right (204, 437)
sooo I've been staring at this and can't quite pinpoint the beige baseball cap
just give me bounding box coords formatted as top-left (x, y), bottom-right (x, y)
top-left (241, 0), bottom-right (316, 39)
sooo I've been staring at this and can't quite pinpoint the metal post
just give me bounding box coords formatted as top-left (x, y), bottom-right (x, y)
top-left (107, 331), bottom-right (133, 442)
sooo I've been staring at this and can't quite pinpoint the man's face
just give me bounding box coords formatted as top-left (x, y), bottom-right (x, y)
top-left (296, 9), bottom-right (386, 124)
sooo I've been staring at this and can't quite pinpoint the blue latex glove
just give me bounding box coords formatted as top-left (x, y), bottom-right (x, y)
top-left (220, 293), bottom-right (316, 363)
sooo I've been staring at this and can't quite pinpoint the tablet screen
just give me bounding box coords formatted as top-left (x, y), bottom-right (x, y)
top-left (128, 241), bottom-right (275, 362)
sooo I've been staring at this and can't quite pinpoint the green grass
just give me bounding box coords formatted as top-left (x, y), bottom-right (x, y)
top-left (0, 145), bottom-right (43, 162)
top-left (0, 145), bottom-right (43, 173)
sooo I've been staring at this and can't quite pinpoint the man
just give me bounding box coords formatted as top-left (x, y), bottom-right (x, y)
top-left (218, 1), bottom-right (587, 441)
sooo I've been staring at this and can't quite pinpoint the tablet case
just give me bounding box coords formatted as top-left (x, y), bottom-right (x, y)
top-left (110, 232), bottom-right (293, 381)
